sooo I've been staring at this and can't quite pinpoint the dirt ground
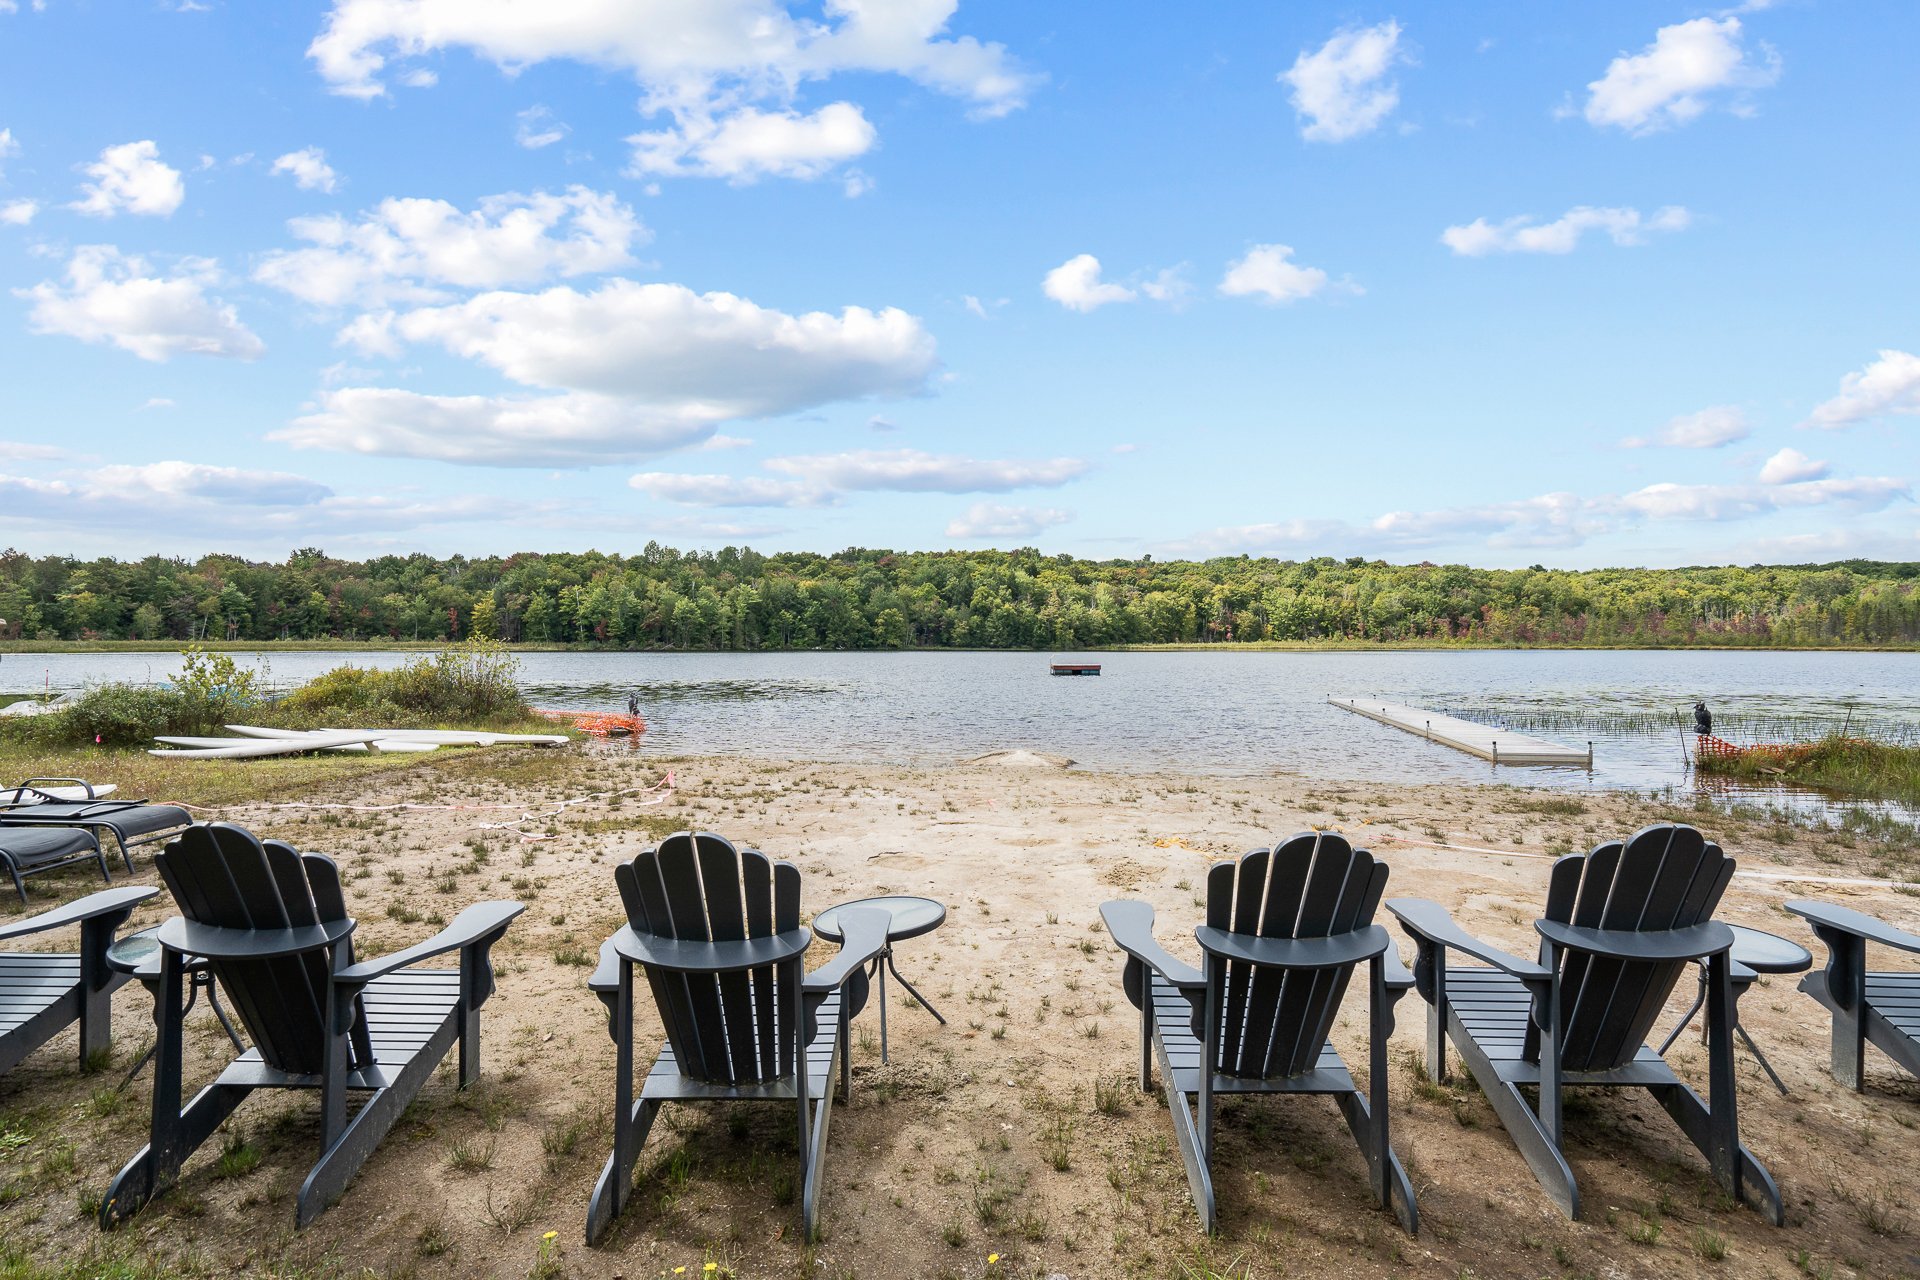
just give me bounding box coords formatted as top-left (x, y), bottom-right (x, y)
top-left (3, 743), bottom-right (1920, 1280)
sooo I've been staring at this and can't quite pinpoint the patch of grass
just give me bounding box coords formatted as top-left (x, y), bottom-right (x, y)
top-left (1697, 733), bottom-right (1920, 808)
top-left (446, 1135), bottom-right (497, 1174)
top-left (212, 1132), bottom-right (261, 1180)
top-left (1092, 1074), bottom-right (1130, 1117)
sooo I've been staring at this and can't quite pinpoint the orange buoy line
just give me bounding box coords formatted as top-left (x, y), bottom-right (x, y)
top-left (534, 708), bottom-right (647, 738)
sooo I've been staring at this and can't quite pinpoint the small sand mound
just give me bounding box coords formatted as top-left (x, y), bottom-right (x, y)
top-left (964, 749), bottom-right (1074, 769)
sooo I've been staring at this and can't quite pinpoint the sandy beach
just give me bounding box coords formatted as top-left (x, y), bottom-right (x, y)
top-left (4, 743), bottom-right (1919, 1279)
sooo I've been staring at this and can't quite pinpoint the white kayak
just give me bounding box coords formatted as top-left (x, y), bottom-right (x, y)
top-left (7, 783), bottom-right (118, 801)
top-left (154, 735), bottom-right (439, 754)
top-left (225, 725), bottom-right (569, 748)
top-left (149, 731), bottom-right (395, 760)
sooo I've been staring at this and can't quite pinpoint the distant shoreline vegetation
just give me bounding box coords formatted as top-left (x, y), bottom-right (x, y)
top-left (1, 546), bottom-right (1917, 651)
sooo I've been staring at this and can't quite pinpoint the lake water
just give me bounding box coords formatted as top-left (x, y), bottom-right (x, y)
top-left (7, 649), bottom-right (1914, 814)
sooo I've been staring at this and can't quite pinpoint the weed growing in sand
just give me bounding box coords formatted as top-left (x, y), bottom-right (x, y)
top-left (447, 1135), bottom-right (497, 1173)
top-left (1093, 1075), bottom-right (1130, 1117)
top-left (213, 1132), bottom-right (260, 1180)
top-left (1041, 1116), bottom-right (1076, 1171)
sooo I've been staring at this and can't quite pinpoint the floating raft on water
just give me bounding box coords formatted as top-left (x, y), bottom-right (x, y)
top-left (1328, 696), bottom-right (1592, 767)
top-left (1049, 663), bottom-right (1101, 676)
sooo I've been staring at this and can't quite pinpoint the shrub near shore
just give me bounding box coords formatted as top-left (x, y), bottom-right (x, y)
top-left (1697, 733), bottom-right (1920, 808)
top-left (0, 639), bottom-right (539, 750)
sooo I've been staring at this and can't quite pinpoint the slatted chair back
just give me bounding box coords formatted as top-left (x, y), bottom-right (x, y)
top-left (155, 823), bottom-right (364, 1076)
top-left (1200, 832), bottom-right (1388, 1080)
top-left (615, 831), bottom-right (802, 1087)
top-left (1536, 823), bottom-right (1734, 1072)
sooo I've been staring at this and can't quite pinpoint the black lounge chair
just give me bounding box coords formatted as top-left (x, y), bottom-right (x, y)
top-left (100, 823), bottom-right (523, 1229)
top-left (586, 831), bottom-right (886, 1244)
top-left (1, 826), bottom-right (113, 902)
top-left (2, 779), bottom-right (191, 874)
top-left (1100, 831), bottom-right (1419, 1234)
top-left (1387, 823), bottom-right (1783, 1224)
top-left (1788, 899), bottom-right (1920, 1091)
top-left (1, 885), bottom-right (154, 1077)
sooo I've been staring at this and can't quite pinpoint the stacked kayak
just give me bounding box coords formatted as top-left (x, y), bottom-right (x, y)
top-left (149, 725), bottom-right (568, 759)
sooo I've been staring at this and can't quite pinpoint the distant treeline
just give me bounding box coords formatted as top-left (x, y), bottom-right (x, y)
top-left (2, 546), bottom-right (1918, 650)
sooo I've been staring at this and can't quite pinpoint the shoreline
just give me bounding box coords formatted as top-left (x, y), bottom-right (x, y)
top-left (4, 638), bottom-right (1918, 655)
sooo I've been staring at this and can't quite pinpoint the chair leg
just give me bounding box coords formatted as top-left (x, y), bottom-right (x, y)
top-left (300, 1023), bottom-right (452, 1227)
top-left (1151, 1027), bottom-right (1216, 1233)
top-left (100, 1081), bottom-right (248, 1226)
top-left (1448, 1008), bottom-right (1581, 1220)
top-left (1334, 1090), bottom-right (1419, 1235)
top-left (1648, 1082), bottom-right (1785, 1225)
top-left (587, 959), bottom-right (645, 1246)
top-left (803, 1034), bottom-right (839, 1242)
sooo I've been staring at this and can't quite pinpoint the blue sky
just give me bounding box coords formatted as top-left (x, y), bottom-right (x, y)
top-left (0, 0), bottom-right (1914, 567)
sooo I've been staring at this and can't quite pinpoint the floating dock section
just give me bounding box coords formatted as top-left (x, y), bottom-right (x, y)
top-left (1329, 697), bottom-right (1591, 767)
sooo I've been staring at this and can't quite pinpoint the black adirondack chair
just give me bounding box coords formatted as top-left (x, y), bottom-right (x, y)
top-left (1, 826), bottom-right (113, 903)
top-left (586, 832), bottom-right (887, 1245)
top-left (1788, 899), bottom-right (1920, 1091)
top-left (1100, 831), bottom-right (1419, 1234)
top-left (2, 779), bottom-right (190, 874)
top-left (1, 885), bottom-right (154, 1077)
top-left (1387, 823), bottom-right (1783, 1224)
top-left (100, 823), bottom-right (523, 1229)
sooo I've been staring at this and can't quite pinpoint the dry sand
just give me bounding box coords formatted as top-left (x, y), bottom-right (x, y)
top-left (3, 743), bottom-right (1919, 1279)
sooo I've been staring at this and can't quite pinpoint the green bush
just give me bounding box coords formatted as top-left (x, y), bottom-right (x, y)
top-left (274, 638), bottom-right (526, 728)
top-left (0, 647), bottom-right (263, 748)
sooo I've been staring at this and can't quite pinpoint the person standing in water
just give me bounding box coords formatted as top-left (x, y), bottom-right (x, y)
top-left (627, 692), bottom-right (640, 719)
top-left (1693, 701), bottom-right (1712, 736)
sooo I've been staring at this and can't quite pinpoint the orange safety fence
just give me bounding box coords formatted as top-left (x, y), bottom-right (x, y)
top-left (535, 708), bottom-right (647, 738)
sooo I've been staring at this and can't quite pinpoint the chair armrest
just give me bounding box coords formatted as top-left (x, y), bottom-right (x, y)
top-left (588, 937), bottom-right (621, 995)
top-left (1535, 918), bottom-right (1733, 963)
top-left (158, 916), bottom-right (355, 960)
top-left (1195, 924), bottom-right (1390, 970)
top-left (1100, 899), bottom-right (1204, 989)
top-left (12, 777), bottom-right (99, 802)
top-left (1787, 900), bottom-right (1920, 955)
top-left (1382, 942), bottom-right (1415, 991)
top-left (611, 924), bottom-right (812, 974)
top-left (1384, 898), bottom-right (1550, 982)
top-left (803, 907), bottom-right (888, 994)
top-left (335, 901), bottom-right (525, 985)
top-left (0, 885), bottom-right (156, 944)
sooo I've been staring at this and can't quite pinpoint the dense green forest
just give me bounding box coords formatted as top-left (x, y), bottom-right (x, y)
top-left (1, 546), bottom-right (1917, 650)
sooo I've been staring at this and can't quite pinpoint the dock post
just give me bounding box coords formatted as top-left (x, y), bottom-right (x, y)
top-left (1492, 741), bottom-right (1499, 766)
top-left (1587, 741), bottom-right (1594, 769)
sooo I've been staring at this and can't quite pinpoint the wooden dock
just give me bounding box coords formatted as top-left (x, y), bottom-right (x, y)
top-left (1328, 697), bottom-right (1591, 767)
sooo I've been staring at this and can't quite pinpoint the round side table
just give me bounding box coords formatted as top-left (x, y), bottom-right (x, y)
top-left (106, 925), bottom-right (246, 1086)
top-left (811, 895), bottom-right (947, 1063)
top-left (1658, 922), bottom-right (1811, 1094)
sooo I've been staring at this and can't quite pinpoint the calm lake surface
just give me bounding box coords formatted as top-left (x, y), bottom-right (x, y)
top-left (8, 649), bottom-right (1915, 809)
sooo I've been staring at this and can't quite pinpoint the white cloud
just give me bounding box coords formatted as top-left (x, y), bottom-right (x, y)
top-left (306, 0), bottom-right (1034, 185)
top-left (271, 146), bottom-right (339, 193)
top-left (629, 102), bottom-right (876, 182)
top-left (1218, 244), bottom-right (1333, 304)
top-left (945, 502), bottom-right (1071, 539)
top-left (1164, 470), bottom-right (1909, 558)
top-left (1803, 350), bottom-right (1920, 430)
top-left (631, 448), bottom-right (1088, 508)
top-left (0, 127), bottom-right (16, 176)
top-left (138, 397), bottom-right (177, 411)
top-left (1759, 447), bottom-right (1828, 485)
top-left (279, 281), bottom-right (937, 466)
top-left (0, 199), bottom-right (36, 226)
top-left (628, 472), bottom-right (821, 508)
top-left (1280, 20), bottom-right (1407, 143)
top-left (18, 246), bottom-right (264, 362)
top-left (1442, 205), bottom-right (1690, 256)
top-left (279, 389), bottom-right (720, 468)
top-left (0, 441), bottom-right (66, 461)
top-left (699, 433), bottom-right (754, 451)
top-left (1621, 405), bottom-right (1749, 449)
top-left (71, 141), bottom-right (185, 217)
top-left (962, 294), bottom-right (989, 319)
top-left (765, 448), bottom-right (1087, 493)
top-left (1582, 17), bottom-right (1780, 135)
top-left (1042, 254), bottom-right (1135, 312)
top-left (515, 105), bottom-right (569, 149)
top-left (255, 186), bottom-right (645, 307)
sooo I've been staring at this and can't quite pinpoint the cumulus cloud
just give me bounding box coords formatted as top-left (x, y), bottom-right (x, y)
top-left (254, 186), bottom-right (645, 307)
top-left (306, 0), bottom-right (1034, 183)
top-left (1217, 244), bottom-right (1334, 303)
top-left (271, 147), bottom-right (339, 193)
top-left (1759, 447), bottom-right (1828, 485)
top-left (1280, 20), bottom-right (1407, 142)
top-left (945, 502), bottom-right (1071, 539)
top-left (1622, 405), bottom-right (1750, 449)
top-left (1442, 205), bottom-right (1690, 256)
top-left (71, 140), bottom-right (185, 217)
top-left (0, 199), bottom-right (36, 226)
top-left (18, 246), bottom-right (264, 362)
top-left (279, 281), bottom-right (938, 466)
top-left (515, 105), bottom-right (569, 149)
top-left (1803, 350), bottom-right (1920, 430)
top-left (628, 102), bottom-right (876, 182)
top-left (1042, 254), bottom-right (1135, 312)
top-left (1581, 17), bottom-right (1780, 134)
